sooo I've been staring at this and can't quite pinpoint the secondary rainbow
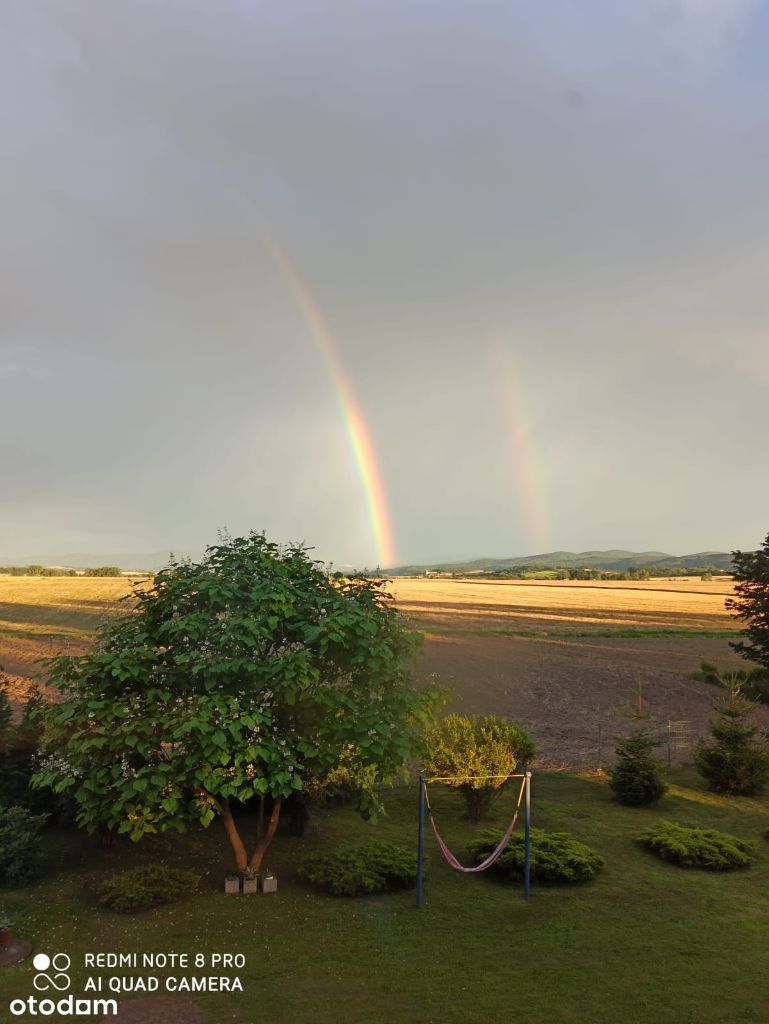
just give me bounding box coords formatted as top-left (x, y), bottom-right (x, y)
top-left (268, 238), bottom-right (397, 569)
top-left (489, 341), bottom-right (549, 554)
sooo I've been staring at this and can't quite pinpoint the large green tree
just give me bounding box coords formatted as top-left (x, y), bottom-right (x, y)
top-left (727, 531), bottom-right (769, 670)
top-left (33, 533), bottom-right (431, 871)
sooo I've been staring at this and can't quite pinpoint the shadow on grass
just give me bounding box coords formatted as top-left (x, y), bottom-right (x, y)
top-left (3, 772), bottom-right (769, 1024)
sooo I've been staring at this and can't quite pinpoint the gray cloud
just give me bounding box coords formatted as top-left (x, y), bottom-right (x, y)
top-left (1, 1), bottom-right (768, 565)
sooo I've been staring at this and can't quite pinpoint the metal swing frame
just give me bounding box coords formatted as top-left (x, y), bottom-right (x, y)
top-left (416, 771), bottom-right (532, 908)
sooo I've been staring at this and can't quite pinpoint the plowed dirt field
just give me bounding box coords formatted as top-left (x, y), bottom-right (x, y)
top-left (389, 577), bottom-right (767, 766)
top-left (2, 574), bottom-right (764, 767)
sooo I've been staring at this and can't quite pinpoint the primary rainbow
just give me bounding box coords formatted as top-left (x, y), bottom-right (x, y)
top-left (489, 341), bottom-right (550, 554)
top-left (268, 238), bottom-right (397, 570)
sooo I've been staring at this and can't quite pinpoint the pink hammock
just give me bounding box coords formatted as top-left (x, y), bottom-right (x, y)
top-left (428, 807), bottom-right (521, 873)
top-left (423, 778), bottom-right (528, 876)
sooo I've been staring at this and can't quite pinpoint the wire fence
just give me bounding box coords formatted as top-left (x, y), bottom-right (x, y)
top-left (594, 719), bottom-right (702, 770)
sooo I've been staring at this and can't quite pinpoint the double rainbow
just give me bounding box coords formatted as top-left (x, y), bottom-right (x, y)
top-left (489, 341), bottom-right (549, 555)
top-left (269, 239), bottom-right (396, 570)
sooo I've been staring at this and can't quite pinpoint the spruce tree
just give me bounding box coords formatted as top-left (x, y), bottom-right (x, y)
top-left (727, 531), bottom-right (769, 670)
top-left (608, 729), bottom-right (667, 806)
top-left (696, 693), bottom-right (769, 795)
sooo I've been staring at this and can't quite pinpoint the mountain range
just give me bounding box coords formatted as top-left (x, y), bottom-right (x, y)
top-left (0, 548), bottom-right (737, 574)
top-left (385, 549), bottom-right (736, 575)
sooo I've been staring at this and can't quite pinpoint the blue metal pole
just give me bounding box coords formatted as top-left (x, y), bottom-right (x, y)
top-left (416, 775), bottom-right (425, 908)
top-left (524, 771), bottom-right (531, 899)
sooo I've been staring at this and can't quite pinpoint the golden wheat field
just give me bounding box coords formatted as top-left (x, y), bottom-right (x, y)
top-left (0, 575), bottom-right (136, 700)
top-left (390, 576), bottom-right (763, 767)
top-left (388, 576), bottom-right (738, 635)
top-left (0, 573), bottom-right (763, 767)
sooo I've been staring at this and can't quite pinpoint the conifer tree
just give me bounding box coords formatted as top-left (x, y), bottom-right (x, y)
top-left (696, 692), bottom-right (769, 795)
top-left (608, 729), bottom-right (666, 806)
top-left (727, 532), bottom-right (769, 670)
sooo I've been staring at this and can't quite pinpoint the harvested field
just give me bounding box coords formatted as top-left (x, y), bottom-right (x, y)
top-left (389, 576), bottom-right (738, 636)
top-left (0, 575), bottom-right (134, 701)
top-left (1, 574), bottom-right (765, 769)
top-left (389, 577), bottom-right (767, 768)
top-left (0, 575), bottom-right (135, 636)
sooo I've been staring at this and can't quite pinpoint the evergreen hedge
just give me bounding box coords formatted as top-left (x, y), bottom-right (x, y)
top-left (468, 827), bottom-right (603, 884)
top-left (97, 865), bottom-right (201, 913)
top-left (638, 821), bottom-right (754, 871)
top-left (299, 842), bottom-right (418, 897)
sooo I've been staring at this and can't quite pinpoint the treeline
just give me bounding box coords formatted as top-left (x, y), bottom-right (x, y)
top-left (565, 566), bottom-right (731, 581)
top-left (0, 565), bottom-right (123, 577)
top-left (471, 565), bottom-right (731, 582)
top-left (0, 565), bottom-right (78, 577)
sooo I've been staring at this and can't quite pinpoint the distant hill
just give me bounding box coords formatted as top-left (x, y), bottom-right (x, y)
top-left (387, 549), bottom-right (736, 575)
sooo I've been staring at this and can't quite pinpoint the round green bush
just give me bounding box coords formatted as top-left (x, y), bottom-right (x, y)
top-left (422, 714), bottom-right (535, 821)
top-left (299, 842), bottom-right (418, 897)
top-left (97, 864), bottom-right (201, 913)
top-left (608, 730), bottom-right (667, 807)
top-left (468, 828), bottom-right (603, 883)
top-left (638, 821), bottom-right (754, 870)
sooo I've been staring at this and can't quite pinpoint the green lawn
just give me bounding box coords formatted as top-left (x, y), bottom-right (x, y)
top-left (2, 770), bottom-right (768, 1023)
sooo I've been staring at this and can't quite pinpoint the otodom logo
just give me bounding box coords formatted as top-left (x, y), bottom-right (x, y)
top-left (9, 952), bottom-right (117, 1017)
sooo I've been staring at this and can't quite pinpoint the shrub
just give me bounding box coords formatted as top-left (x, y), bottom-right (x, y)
top-left (468, 827), bottom-right (603, 884)
top-left (638, 821), bottom-right (754, 870)
top-left (0, 804), bottom-right (48, 887)
top-left (299, 842), bottom-right (418, 897)
top-left (0, 683), bottom-right (76, 822)
top-left (422, 714), bottom-right (535, 821)
top-left (96, 865), bottom-right (201, 913)
top-left (608, 729), bottom-right (667, 806)
top-left (696, 695), bottom-right (769, 795)
top-left (0, 680), bottom-right (11, 748)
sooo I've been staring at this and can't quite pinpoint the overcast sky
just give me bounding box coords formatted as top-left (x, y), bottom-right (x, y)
top-left (2, 1), bottom-right (769, 567)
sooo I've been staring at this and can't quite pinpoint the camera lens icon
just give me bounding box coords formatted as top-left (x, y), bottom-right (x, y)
top-left (33, 952), bottom-right (71, 992)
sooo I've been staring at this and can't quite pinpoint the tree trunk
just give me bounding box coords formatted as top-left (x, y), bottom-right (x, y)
top-left (256, 794), bottom-right (265, 842)
top-left (97, 825), bottom-right (118, 850)
top-left (248, 795), bottom-right (282, 871)
top-left (217, 797), bottom-right (248, 872)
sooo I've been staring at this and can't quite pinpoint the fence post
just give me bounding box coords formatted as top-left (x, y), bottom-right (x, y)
top-left (416, 775), bottom-right (425, 909)
top-left (597, 723), bottom-right (603, 769)
top-left (524, 771), bottom-right (531, 899)
top-left (667, 720), bottom-right (672, 770)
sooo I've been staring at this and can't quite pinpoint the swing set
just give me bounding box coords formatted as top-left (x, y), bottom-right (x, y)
top-left (416, 771), bottom-right (532, 908)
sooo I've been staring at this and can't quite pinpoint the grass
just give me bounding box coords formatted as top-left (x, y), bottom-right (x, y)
top-left (422, 626), bottom-right (739, 640)
top-left (2, 769), bottom-right (768, 1023)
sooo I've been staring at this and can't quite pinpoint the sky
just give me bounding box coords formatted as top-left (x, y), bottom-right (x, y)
top-left (2, 1), bottom-right (769, 568)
